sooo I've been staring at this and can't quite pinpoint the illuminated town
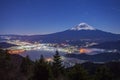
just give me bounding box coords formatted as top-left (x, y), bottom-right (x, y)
top-left (0, 39), bottom-right (118, 67)
top-left (4, 40), bottom-right (118, 54)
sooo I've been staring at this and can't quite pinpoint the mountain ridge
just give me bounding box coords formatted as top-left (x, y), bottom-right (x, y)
top-left (65, 52), bottom-right (120, 62)
top-left (70, 23), bottom-right (96, 30)
top-left (1, 23), bottom-right (120, 43)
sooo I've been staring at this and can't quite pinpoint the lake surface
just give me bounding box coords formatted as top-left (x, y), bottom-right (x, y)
top-left (19, 48), bottom-right (105, 61)
top-left (18, 48), bottom-right (108, 67)
top-left (19, 50), bottom-right (87, 67)
top-left (20, 50), bottom-right (66, 61)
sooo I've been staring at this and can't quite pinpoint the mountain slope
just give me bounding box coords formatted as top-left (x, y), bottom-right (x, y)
top-left (1, 23), bottom-right (120, 43)
top-left (27, 23), bottom-right (120, 43)
top-left (0, 42), bottom-right (17, 48)
top-left (65, 52), bottom-right (120, 62)
top-left (90, 40), bottom-right (120, 50)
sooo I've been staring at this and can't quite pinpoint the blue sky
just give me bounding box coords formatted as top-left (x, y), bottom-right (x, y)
top-left (0, 0), bottom-right (120, 35)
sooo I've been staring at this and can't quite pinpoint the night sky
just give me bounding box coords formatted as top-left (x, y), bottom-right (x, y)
top-left (0, 0), bottom-right (120, 35)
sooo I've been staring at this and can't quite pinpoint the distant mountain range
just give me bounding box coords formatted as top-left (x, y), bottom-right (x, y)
top-left (1, 23), bottom-right (120, 43)
top-left (90, 40), bottom-right (120, 50)
top-left (65, 52), bottom-right (120, 62)
top-left (0, 42), bottom-right (17, 48)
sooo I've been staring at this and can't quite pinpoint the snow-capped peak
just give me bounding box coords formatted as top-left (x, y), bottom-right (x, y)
top-left (70, 23), bottom-right (96, 30)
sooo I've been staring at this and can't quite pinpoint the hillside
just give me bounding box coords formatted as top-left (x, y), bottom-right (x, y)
top-left (65, 52), bottom-right (120, 62)
top-left (0, 42), bottom-right (17, 48)
top-left (90, 40), bottom-right (120, 50)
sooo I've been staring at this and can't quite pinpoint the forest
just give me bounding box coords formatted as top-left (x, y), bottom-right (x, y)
top-left (0, 49), bottom-right (120, 80)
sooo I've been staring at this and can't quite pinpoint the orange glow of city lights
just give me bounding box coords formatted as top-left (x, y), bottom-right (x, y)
top-left (46, 58), bottom-right (53, 62)
top-left (7, 49), bottom-right (25, 54)
top-left (79, 48), bottom-right (87, 54)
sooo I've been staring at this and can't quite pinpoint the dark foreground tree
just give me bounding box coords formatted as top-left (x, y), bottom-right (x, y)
top-left (67, 64), bottom-right (89, 80)
top-left (31, 55), bottom-right (53, 80)
top-left (0, 50), bottom-right (17, 80)
top-left (20, 55), bottom-right (33, 79)
top-left (52, 50), bottom-right (64, 79)
top-left (106, 62), bottom-right (120, 80)
top-left (95, 66), bottom-right (113, 80)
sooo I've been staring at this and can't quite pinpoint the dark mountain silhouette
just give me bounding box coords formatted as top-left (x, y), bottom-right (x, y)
top-left (26, 23), bottom-right (120, 43)
top-left (0, 42), bottom-right (17, 48)
top-left (65, 52), bottom-right (120, 62)
top-left (0, 23), bottom-right (120, 43)
top-left (90, 40), bottom-right (120, 50)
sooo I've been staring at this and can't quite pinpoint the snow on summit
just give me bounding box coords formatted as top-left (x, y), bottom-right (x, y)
top-left (70, 23), bottom-right (96, 30)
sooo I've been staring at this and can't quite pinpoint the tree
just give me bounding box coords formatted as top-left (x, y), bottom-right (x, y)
top-left (31, 55), bottom-right (53, 80)
top-left (20, 55), bottom-right (33, 79)
top-left (95, 65), bottom-right (113, 80)
top-left (0, 49), bottom-right (15, 80)
top-left (106, 62), bottom-right (120, 80)
top-left (39, 54), bottom-right (45, 64)
top-left (67, 64), bottom-right (89, 80)
top-left (52, 50), bottom-right (64, 78)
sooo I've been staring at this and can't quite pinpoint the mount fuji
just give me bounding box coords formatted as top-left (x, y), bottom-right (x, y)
top-left (70, 23), bottom-right (96, 30)
top-left (18, 22), bottom-right (120, 43)
top-left (1, 23), bottom-right (120, 43)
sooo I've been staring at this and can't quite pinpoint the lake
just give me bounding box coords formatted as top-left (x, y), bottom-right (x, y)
top-left (19, 48), bottom-right (105, 61)
top-left (20, 50), bottom-right (66, 61)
